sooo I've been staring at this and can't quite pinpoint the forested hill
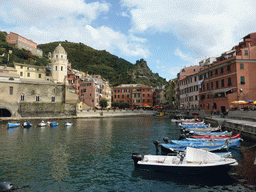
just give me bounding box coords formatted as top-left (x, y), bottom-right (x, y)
top-left (38, 41), bottom-right (168, 87)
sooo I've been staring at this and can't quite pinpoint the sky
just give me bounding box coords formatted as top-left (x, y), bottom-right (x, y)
top-left (1, 0), bottom-right (256, 81)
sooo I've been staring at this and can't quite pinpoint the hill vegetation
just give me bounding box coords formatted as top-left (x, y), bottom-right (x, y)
top-left (38, 41), bottom-right (168, 87)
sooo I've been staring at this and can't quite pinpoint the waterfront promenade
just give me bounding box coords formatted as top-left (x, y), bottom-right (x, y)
top-left (205, 114), bottom-right (256, 140)
top-left (0, 109), bottom-right (155, 121)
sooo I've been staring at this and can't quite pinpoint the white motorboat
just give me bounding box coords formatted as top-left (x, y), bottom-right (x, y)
top-left (37, 120), bottom-right (47, 127)
top-left (132, 147), bottom-right (238, 174)
top-left (65, 122), bottom-right (73, 126)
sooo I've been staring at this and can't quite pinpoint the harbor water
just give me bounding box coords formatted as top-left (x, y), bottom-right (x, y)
top-left (0, 117), bottom-right (255, 191)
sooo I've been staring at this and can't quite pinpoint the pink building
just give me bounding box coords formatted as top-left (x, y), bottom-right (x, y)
top-left (6, 32), bottom-right (43, 57)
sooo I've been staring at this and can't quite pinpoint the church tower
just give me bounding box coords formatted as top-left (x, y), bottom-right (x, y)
top-left (49, 43), bottom-right (68, 84)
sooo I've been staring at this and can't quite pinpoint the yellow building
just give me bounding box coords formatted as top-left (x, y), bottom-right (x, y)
top-left (14, 63), bottom-right (47, 80)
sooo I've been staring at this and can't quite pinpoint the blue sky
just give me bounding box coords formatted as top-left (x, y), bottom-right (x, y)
top-left (1, 0), bottom-right (256, 81)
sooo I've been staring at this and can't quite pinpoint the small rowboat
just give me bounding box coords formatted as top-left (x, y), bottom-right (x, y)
top-left (37, 120), bottom-right (47, 127)
top-left (7, 122), bottom-right (20, 128)
top-left (190, 132), bottom-right (241, 140)
top-left (22, 121), bottom-right (32, 128)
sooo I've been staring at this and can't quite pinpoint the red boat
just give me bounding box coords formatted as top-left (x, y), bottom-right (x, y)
top-left (191, 132), bottom-right (241, 139)
top-left (181, 120), bottom-right (202, 124)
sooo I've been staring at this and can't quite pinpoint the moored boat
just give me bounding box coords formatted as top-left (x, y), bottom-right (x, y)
top-left (37, 120), bottom-right (47, 127)
top-left (132, 147), bottom-right (238, 174)
top-left (65, 122), bottom-right (73, 126)
top-left (22, 121), bottom-right (32, 128)
top-left (190, 132), bottom-right (241, 140)
top-left (50, 122), bottom-right (58, 127)
top-left (7, 122), bottom-right (20, 128)
top-left (160, 142), bottom-right (228, 154)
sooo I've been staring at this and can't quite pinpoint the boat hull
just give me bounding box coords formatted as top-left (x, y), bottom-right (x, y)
top-left (135, 163), bottom-right (233, 174)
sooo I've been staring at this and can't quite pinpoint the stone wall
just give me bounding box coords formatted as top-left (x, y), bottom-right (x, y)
top-left (19, 103), bottom-right (76, 117)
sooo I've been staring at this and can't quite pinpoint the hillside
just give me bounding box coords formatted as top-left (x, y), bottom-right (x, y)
top-left (0, 31), bottom-right (50, 67)
top-left (38, 41), bottom-right (168, 87)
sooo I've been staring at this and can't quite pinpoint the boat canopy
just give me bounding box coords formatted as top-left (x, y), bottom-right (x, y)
top-left (185, 147), bottom-right (222, 163)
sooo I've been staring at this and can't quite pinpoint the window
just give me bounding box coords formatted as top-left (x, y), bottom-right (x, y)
top-left (147, 99), bottom-right (150, 102)
top-left (36, 95), bottom-right (40, 101)
top-left (27, 73), bottom-right (30, 77)
top-left (39, 74), bottom-right (41, 78)
top-left (10, 87), bottom-right (13, 95)
top-left (240, 63), bottom-right (244, 70)
top-left (241, 76), bottom-right (245, 84)
top-left (207, 83), bottom-right (209, 90)
top-left (61, 66), bottom-right (63, 71)
top-left (52, 96), bottom-right (55, 102)
top-left (148, 94), bottom-right (150, 97)
top-left (203, 84), bottom-right (205, 91)
top-left (194, 76), bottom-right (197, 81)
top-left (221, 67), bottom-right (224, 74)
top-left (210, 71), bottom-right (213, 77)
top-left (216, 81), bottom-right (219, 88)
top-left (20, 65), bottom-right (23, 69)
top-left (134, 94), bottom-right (136, 98)
top-left (56, 55), bottom-right (58, 59)
top-left (228, 78), bottom-right (232, 86)
top-left (20, 94), bottom-right (24, 101)
top-left (20, 72), bottom-right (23, 76)
top-left (221, 79), bottom-right (224, 87)
top-left (138, 93), bottom-right (141, 98)
top-left (215, 69), bottom-right (218, 75)
top-left (211, 82), bottom-right (213, 89)
top-left (227, 65), bottom-right (231, 72)
top-left (55, 66), bottom-right (57, 71)
top-left (122, 95), bottom-right (124, 98)
top-left (127, 94), bottom-right (130, 98)
top-left (245, 50), bottom-right (248, 56)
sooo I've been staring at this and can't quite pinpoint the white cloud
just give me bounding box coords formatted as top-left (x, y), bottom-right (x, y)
top-left (121, 0), bottom-right (256, 59)
top-left (0, 0), bottom-right (110, 25)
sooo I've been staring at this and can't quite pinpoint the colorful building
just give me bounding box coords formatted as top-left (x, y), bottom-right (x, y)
top-left (14, 63), bottom-right (47, 80)
top-left (6, 32), bottom-right (43, 57)
top-left (177, 66), bottom-right (205, 109)
top-left (199, 32), bottom-right (256, 113)
top-left (113, 84), bottom-right (153, 108)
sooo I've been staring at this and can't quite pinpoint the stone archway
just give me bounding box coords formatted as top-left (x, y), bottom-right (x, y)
top-left (0, 108), bottom-right (11, 117)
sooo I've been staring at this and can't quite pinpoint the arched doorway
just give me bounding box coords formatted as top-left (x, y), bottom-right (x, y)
top-left (0, 109), bottom-right (12, 117)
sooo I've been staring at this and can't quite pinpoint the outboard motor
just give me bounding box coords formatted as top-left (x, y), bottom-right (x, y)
top-left (132, 153), bottom-right (143, 166)
top-left (179, 134), bottom-right (186, 140)
top-left (0, 181), bottom-right (13, 191)
top-left (163, 137), bottom-right (169, 144)
top-left (153, 140), bottom-right (160, 153)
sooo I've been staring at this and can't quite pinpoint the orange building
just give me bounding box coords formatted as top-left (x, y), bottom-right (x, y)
top-left (199, 32), bottom-right (256, 113)
top-left (113, 84), bottom-right (153, 108)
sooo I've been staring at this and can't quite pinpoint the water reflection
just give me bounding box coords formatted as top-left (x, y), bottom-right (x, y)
top-left (132, 168), bottom-right (236, 187)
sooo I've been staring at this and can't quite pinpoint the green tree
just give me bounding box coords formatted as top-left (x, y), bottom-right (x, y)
top-left (99, 98), bottom-right (108, 109)
top-left (111, 101), bottom-right (119, 108)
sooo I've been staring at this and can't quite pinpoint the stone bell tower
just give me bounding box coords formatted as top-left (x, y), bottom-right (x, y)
top-left (49, 43), bottom-right (68, 84)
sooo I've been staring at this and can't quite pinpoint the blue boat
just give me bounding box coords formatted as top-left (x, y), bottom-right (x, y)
top-left (184, 138), bottom-right (242, 148)
top-left (7, 122), bottom-right (20, 128)
top-left (22, 121), bottom-right (32, 128)
top-left (192, 131), bottom-right (231, 136)
top-left (50, 122), bottom-right (58, 127)
top-left (160, 143), bottom-right (228, 154)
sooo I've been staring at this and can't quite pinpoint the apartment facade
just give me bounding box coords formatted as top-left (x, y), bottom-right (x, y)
top-left (113, 84), bottom-right (153, 108)
top-left (199, 32), bottom-right (256, 113)
top-left (177, 66), bottom-right (205, 109)
top-left (14, 63), bottom-right (47, 80)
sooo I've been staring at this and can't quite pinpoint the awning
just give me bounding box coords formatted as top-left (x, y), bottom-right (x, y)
top-left (211, 88), bottom-right (233, 95)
